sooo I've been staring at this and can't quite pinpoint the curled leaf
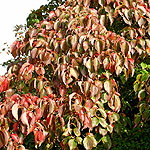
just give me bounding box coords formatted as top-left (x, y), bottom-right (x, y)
top-left (12, 104), bottom-right (19, 120)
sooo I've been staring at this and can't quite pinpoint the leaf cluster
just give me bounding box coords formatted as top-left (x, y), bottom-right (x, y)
top-left (0, 0), bottom-right (150, 149)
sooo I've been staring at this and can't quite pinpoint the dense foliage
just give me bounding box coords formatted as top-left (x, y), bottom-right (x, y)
top-left (0, 0), bottom-right (150, 149)
top-left (26, 0), bottom-right (65, 27)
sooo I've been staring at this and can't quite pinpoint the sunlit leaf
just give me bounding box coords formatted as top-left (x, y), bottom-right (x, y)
top-left (138, 89), bottom-right (145, 101)
top-left (83, 134), bottom-right (97, 150)
top-left (114, 95), bottom-right (121, 112)
top-left (99, 128), bottom-right (107, 136)
top-left (99, 117), bottom-right (107, 128)
top-left (68, 139), bottom-right (77, 150)
top-left (12, 104), bottom-right (19, 120)
top-left (21, 112), bottom-right (29, 127)
top-left (97, 108), bottom-right (107, 119)
top-left (92, 117), bottom-right (99, 127)
top-left (104, 80), bottom-right (113, 94)
top-left (70, 67), bottom-right (79, 79)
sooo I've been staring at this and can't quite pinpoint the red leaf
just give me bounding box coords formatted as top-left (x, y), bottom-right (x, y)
top-left (10, 94), bottom-right (20, 102)
top-left (27, 125), bottom-right (35, 135)
top-left (49, 11), bottom-right (56, 19)
top-left (46, 113), bottom-right (53, 126)
top-left (59, 86), bottom-right (66, 97)
top-left (35, 108), bottom-right (43, 121)
top-left (79, 109), bottom-right (85, 124)
top-left (58, 104), bottom-right (64, 116)
top-left (13, 122), bottom-right (19, 132)
top-left (107, 111), bottom-right (113, 116)
top-left (82, 115), bottom-right (92, 130)
top-left (19, 63), bottom-right (30, 75)
top-left (0, 79), bottom-right (9, 93)
top-left (83, 41), bottom-right (89, 51)
top-left (28, 112), bottom-right (35, 127)
top-left (31, 48), bottom-right (38, 58)
top-left (106, 0), bottom-right (112, 4)
top-left (38, 128), bottom-right (44, 142)
top-left (21, 112), bottom-right (29, 127)
top-left (21, 98), bottom-right (29, 108)
top-left (111, 124), bottom-right (114, 128)
top-left (10, 40), bottom-right (20, 58)
top-left (34, 130), bottom-right (38, 145)
top-left (27, 64), bottom-right (34, 74)
top-left (128, 58), bottom-right (134, 66)
top-left (11, 134), bottom-right (19, 143)
top-left (85, 100), bottom-right (93, 109)
top-left (59, 116), bottom-right (65, 128)
top-left (35, 66), bottom-right (45, 76)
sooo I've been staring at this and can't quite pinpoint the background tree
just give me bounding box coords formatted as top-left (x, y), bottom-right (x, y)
top-left (0, 0), bottom-right (150, 150)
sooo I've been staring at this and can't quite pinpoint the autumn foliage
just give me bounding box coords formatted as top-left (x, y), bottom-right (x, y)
top-left (0, 0), bottom-right (150, 149)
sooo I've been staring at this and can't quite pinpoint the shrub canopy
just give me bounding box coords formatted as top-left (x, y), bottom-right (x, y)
top-left (0, 0), bottom-right (150, 149)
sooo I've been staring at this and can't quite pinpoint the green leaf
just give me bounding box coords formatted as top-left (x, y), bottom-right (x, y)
top-left (76, 137), bottom-right (83, 145)
top-left (99, 128), bottom-right (107, 136)
top-left (97, 109), bottom-right (107, 119)
top-left (73, 128), bottom-right (81, 136)
top-left (134, 114), bottom-right (141, 127)
top-left (99, 117), bottom-right (107, 128)
top-left (138, 89), bottom-right (145, 101)
top-left (63, 136), bottom-right (71, 145)
top-left (141, 73), bottom-right (149, 82)
top-left (92, 117), bottom-right (99, 127)
top-left (68, 139), bottom-right (77, 150)
top-left (83, 135), bottom-right (97, 150)
top-left (142, 109), bottom-right (150, 121)
top-left (101, 135), bottom-right (112, 150)
top-left (107, 124), bottom-right (113, 133)
top-left (134, 83), bottom-right (140, 92)
top-left (139, 103), bottom-right (145, 114)
top-left (112, 113), bottom-right (120, 122)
